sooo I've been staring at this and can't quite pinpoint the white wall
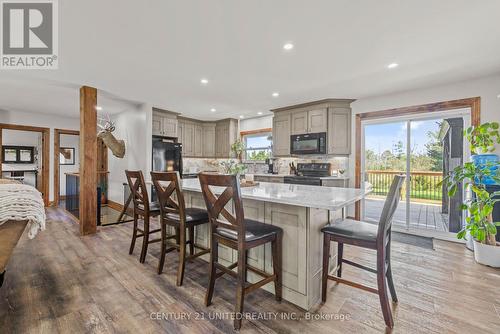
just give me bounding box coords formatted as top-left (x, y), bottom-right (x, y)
top-left (351, 73), bottom-right (500, 161)
top-left (240, 115), bottom-right (272, 131)
top-left (59, 134), bottom-right (80, 196)
top-left (107, 103), bottom-right (152, 204)
top-left (0, 109), bottom-right (79, 201)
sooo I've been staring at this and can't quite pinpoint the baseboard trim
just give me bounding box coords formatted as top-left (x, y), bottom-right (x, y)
top-left (107, 199), bottom-right (124, 212)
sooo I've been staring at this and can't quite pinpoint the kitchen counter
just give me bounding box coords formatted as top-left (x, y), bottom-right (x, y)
top-left (178, 178), bottom-right (370, 310)
top-left (253, 173), bottom-right (349, 180)
top-left (181, 178), bottom-right (366, 211)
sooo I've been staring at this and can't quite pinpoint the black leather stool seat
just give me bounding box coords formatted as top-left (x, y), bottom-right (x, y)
top-left (137, 202), bottom-right (161, 213)
top-left (216, 219), bottom-right (283, 242)
top-left (321, 219), bottom-right (378, 242)
top-left (164, 207), bottom-right (208, 225)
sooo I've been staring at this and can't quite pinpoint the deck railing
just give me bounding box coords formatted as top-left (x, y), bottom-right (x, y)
top-left (366, 170), bottom-right (443, 202)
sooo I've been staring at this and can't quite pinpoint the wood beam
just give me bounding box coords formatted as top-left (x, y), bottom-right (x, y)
top-left (79, 86), bottom-right (98, 235)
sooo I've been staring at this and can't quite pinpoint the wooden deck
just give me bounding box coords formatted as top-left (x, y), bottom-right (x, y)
top-left (1, 207), bottom-right (500, 333)
top-left (364, 197), bottom-right (449, 232)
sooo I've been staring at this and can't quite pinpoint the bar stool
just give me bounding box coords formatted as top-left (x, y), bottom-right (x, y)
top-left (150, 171), bottom-right (210, 285)
top-left (125, 170), bottom-right (161, 263)
top-left (198, 173), bottom-right (283, 330)
top-left (321, 175), bottom-right (405, 328)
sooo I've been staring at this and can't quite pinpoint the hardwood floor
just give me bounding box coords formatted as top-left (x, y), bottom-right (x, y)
top-left (1, 207), bottom-right (500, 333)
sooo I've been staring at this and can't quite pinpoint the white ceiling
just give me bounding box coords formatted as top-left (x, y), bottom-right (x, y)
top-left (2, 0), bottom-right (500, 120)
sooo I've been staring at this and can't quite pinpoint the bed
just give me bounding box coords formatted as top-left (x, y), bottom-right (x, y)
top-left (0, 179), bottom-right (45, 287)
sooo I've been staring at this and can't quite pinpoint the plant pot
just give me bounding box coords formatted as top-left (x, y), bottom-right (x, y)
top-left (472, 239), bottom-right (500, 267)
top-left (465, 230), bottom-right (474, 251)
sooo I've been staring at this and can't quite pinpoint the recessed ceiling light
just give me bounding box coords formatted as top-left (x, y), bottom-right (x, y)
top-left (239, 115), bottom-right (245, 119)
top-left (95, 106), bottom-right (103, 111)
top-left (283, 43), bottom-right (294, 51)
top-left (257, 112), bottom-right (263, 115)
top-left (272, 92), bottom-right (279, 97)
top-left (497, 94), bottom-right (500, 99)
top-left (210, 108), bottom-right (216, 112)
top-left (387, 63), bottom-right (399, 69)
top-left (200, 78), bottom-right (209, 85)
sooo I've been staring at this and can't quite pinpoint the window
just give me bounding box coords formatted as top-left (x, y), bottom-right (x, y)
top-left (241, 130), bottom-right (272, 161)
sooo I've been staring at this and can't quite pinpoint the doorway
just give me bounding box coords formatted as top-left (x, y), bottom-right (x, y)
top-left (0, 123), bottom-right (50, 206)
top-left (361, 111), bottom-right (471, 237)
top-left (54, 128), bottom-right (80, 207)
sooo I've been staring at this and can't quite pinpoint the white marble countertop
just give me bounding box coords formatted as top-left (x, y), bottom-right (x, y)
top-left (181, 178), bottom-right (370, 211)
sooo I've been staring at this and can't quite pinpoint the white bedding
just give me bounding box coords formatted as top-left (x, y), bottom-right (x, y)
top-left (0, 183), bottom-right (46, 239)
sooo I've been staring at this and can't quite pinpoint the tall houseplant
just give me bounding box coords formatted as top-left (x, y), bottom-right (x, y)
top-left (442, 122), bottom-right (500, 266)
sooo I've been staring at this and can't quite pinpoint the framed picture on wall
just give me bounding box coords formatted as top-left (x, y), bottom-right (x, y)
top-left (59, 147), bottom-right (75, 165)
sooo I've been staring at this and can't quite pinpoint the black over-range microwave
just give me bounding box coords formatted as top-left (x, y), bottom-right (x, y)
top-left (290, 132), bottom-right (327, 155)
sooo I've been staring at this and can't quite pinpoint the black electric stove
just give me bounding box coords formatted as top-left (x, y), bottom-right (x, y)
top-left (284, 163), bottom-right (331, 186)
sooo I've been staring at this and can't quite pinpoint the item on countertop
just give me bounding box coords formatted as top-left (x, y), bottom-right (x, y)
top-left (240, 181), bottom-right (259, 187)
top-left (245, 174), bottom-right (255, 182)
top-left (289, 162), bottom-right (297, 175)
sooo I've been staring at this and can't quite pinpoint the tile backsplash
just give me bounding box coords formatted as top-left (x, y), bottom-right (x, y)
top-left (244, 157), bottom-right (349, 175)
top-left (184, 157), bottom-right (349, 176)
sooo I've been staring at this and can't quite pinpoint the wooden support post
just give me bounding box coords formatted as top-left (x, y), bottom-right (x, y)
top-left (79, 86), bottom-right (98, 235)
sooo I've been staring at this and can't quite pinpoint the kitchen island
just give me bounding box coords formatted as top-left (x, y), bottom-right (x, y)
top-left (178, 178), bottom-right (370, 310)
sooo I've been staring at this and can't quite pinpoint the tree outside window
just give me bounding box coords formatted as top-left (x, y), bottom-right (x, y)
top-left (242, 131), bottom-right (272, 161)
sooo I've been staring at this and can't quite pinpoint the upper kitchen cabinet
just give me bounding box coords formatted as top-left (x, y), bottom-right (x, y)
top-left (291, 111), bottom-right (308, 134)
top-left (152, 108), bottom-right (179, 137)
top-left (202, 123), bottom-right (216, 157)
top-left (177, 118), bottom-right (197, 157)
top-left (308, 109), bottom-right (328, 133)
top-left (271, 99), bottom-right (354, 157)
top-left (290, 108), bottom-right (327, 134)
top-left (327, 107), bottom-right (351, 155)
top-left (215, 119), bottom-right (239, 158)
top-left (194, 124), bottom-right (203, 157)
top-left (272, 113), bottom-right (291, 156)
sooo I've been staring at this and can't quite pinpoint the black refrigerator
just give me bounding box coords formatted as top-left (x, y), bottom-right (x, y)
top-left (151, 136), bottom-right (183, 201)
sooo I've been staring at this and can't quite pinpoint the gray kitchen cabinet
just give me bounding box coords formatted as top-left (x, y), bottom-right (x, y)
top-left (152, 109), bottom-right (179, 137)
top-left (162, 117), bottom-right (178, 138)
top-left (178, 121), bottom-right (184, 144)
top-left (291, 111), bottom-right (308, 134)
top-left (308, 108), bottom-right (328, 133)
top-left (182, 122), bottom-right (195, 156)
top-left (321, 178), bottom-right (349, 188)
top-left (272, 113), bottom-right (291, 156)
top-left (291, 108), bottom-right (327, 135)
top-left (271, 99), bottom-right (354, 157)
top-left (327, 107), bottom-right (351, 155)
top-left (202, 123), bottom-right (216, 157)
top-left (215, 119), bottom-right (238, 158)
top-left (194, 124), bottom-right (203, 157)
top-left (152, 113), bottom-right (163, 136)
top-left (254, 175), bottom-right (284, 183)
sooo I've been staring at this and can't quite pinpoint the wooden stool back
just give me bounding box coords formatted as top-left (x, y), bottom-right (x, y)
top-left (125, 170), bottom-right (150, 213)
top-left (198, 173), bottom-right (245, 242)
top-left (376, 174), bottom-right (405, 246)
top-left (150, 171), bottom-right (185, 222)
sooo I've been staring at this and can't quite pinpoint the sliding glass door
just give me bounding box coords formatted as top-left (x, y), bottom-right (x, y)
top-left (362, 111), bottom-right (470, 237)
top-left (363, 121), bottom-right (408, 228)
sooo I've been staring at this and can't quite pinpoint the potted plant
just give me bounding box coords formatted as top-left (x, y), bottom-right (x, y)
top-left (220, 140), bottom-right (247, 176)
top-left (443, 122), bottom-right (500, 267)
